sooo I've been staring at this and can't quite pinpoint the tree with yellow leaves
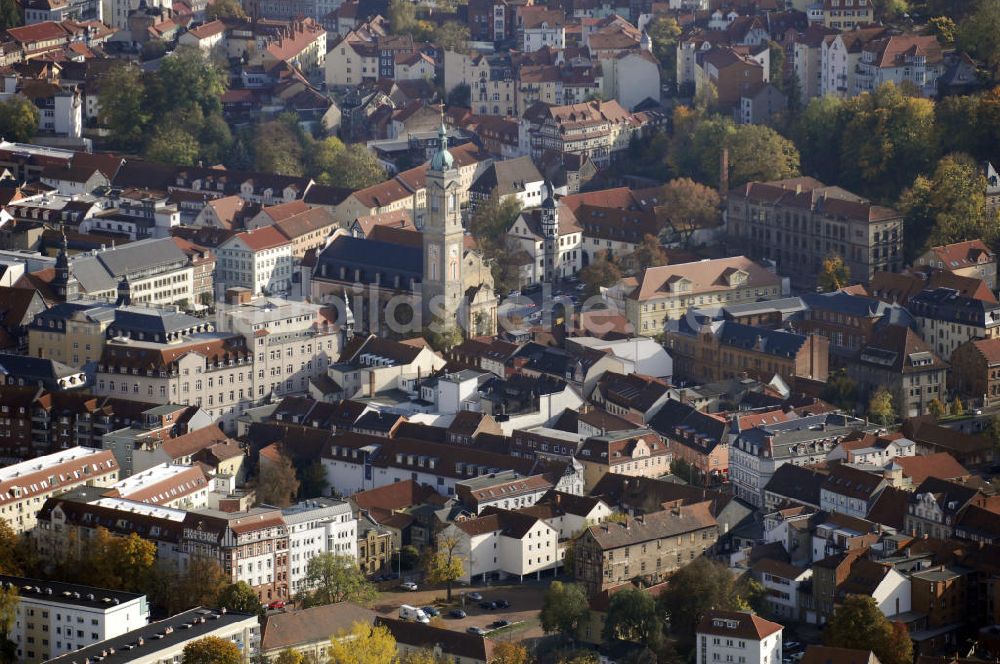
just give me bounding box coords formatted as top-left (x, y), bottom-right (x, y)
top-left (326, 622), bottom-right (397, 664)
top-left (818, 254), bottom-right (850, 292)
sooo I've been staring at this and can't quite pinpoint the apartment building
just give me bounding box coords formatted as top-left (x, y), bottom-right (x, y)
top-left (45, 608), bottom-right (259, 664)
top-left (727, 177), bottom-right (903, 288)
top-left (216, 227), bottom-right (295, 296)
top-left (92, 333), bottom-right (255, 434)
top-left (522, 100), bottom-right (651, 168)
top-left (573, 502), bottom-right (718, 594)
top-left (695, 610), bottom-right (783, 664)
top-left (855, 35), bottom-right (944, 97)
top-left (328, 335), bottom-right (446, 400)
top-left (106, 463), bottom-right (210, 510)
top-left (2, 575), bottom-right (148, 664)
top-left (908, 287), bottom-right (1000, 361)
top-left (0, 446), bottom-right (119, 534)
top-left (443, 507), bottom-right (561, 583)
top-left (821, 0), bottom-right (874, 29)
top-left (574, 429), bottom-right (672, 491)
top-left (915, 240), bottom-right (997, 290)
top-left (615, 256), bottom-right (785, 337)
top-left (730, 413), bottom-right (876, 508)
top-left (283, 498), bottom-right (358, 594)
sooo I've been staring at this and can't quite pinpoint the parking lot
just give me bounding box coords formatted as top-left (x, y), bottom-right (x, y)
top-left (373, 582), bottom-right (549, 640)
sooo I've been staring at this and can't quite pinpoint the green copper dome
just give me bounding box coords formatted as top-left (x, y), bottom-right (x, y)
top-left (430, 120), bottom-right (453, 171)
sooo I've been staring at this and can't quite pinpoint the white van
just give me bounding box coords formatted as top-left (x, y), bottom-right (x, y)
top-left (399, 605), bottom-right (429, 623)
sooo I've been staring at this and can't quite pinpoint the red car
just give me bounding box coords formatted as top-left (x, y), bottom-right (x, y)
top-left (267, 600), bottom-right (286, 610)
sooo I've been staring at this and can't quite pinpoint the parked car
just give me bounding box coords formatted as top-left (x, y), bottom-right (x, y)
top-left (784, 642), bottom-right (802, 652)
top-left (489, 619), bottom-right (510, 629)
top-left (467, 626), bottom-right (489, 636)
top-left (267, 600), bottom-right (286, 610)
top-left (479, 601), bottom-right (498, 610)
top-left (449, 609), bottom-right (467, 619)
top-left (495, 599), bottom-right (510, 609)
top-left (422, 606), bottom-right (440, 617)
top-left (399, 581), bottom-right (418, 591)
top-left (400, 605), bottom-right (430, 623)
top-left (467, 592), bottom-right (483, 601)
top-left (575, 283), bottom-right (587, 292)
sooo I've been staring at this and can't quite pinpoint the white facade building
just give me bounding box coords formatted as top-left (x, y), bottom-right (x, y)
top-left (216, 228), bottom-right (295, 296)
top-left (696, 611), bottom-right (783, 664)
top-left (443, 509), bottom-right (560, 583)
top-left (4, 575), bottom-right (149, 664)
top-left (283, 498), bottom-right (359, 594)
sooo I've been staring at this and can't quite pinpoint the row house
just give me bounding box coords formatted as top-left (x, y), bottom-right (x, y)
top-left (517, 6), bottom-right (566, 51)
top-left (91, 333), bottom-right (255, 434)
top-left (915, 240), bottom-right (997, 290)
top-left (727, 177), bottom-right (904, 289)
top-left (573, 502), bottom-right (718, 594)
top-left (818, 27), bottom-right (887, 99)
top-left (574, 429), bottom-right (672, 491)
top-left (0, 446), bottom-right (119, 534)
top-left (855, 34), bottom-right (944, 98)
top-left (951, 337), bottom-right (1000, 407)
top-left (730, 412), bottom-right (876, 508)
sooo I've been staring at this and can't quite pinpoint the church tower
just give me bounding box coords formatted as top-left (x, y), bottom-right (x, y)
top-left (52, 230), bottom-right (79, 302)
top-left (541, 181), bottom-right (559, 282)
top-left (422, 117), bottom-right (465, 332)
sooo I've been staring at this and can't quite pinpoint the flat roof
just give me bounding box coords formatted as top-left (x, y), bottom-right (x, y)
top-left (0, 575), bottom-right (144, 611)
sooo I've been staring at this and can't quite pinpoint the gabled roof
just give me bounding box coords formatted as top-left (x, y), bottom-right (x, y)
top-left (853, 324), bottom-right (947, 375)
top-left (585, 502), bottom-right (716, 549)
top-left (262, 603), bottom-right (375, 651)
top-left (894, 453), bottom-right (968, 485)
top-left (375, 617), bottom-right (495, 662)
top-left (696, 610), bottom-right (783, 641)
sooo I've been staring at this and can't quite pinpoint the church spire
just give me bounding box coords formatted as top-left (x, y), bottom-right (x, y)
top-left (430, 107), bottom-right (454, 173)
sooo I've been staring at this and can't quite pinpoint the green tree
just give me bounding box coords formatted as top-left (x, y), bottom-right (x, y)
top-left (181, 636), bottom-right (242, 664)
top-left (388, 0), bottom-right (417, 34)
top-left (0, 522), bottom-right (24, 576)
top-left (867, 388), bottom-right (896, 426)
top-left (98, 63), bottom-right (148, 150)
top-left (422, 323), bottom-right (464, 351)
top-left (146, 126), bottom-right (200, 166)
top-left (394, 545), bottom-right (420, 571)
top-left (147, 46), bottom-right (227, 118)
top-left (540, 581), bottom-right (590, 642)
top-left (0, 96), bottom-right (39, 143)
top-left (603, 588), bottom-right (662, 644)
top-left (255, 446), bottom-right (301, 508)
top-left (299, 460), bottom-right (329, 499)
top-left (580, 250), bottom-right (622, 298)
top-left (658, 558), bottom-right (756, 655)
top-left (838, 82), bottom-right (936, 199)
top-left (469, 194), bottom-right (523, 294)
top-left (206, 0), bottom-right (246, 19)
top-left (447, 83), bottom-right (471, 108)
top-left (199, 112), bottom-right (233, 166)
top-left (794, 96), bottom-right (847, 183)
top-left (647, 16), bottom-right (681, 90)
top-left (957, 0), bottom-right (1000, 77)
top-left (670, 117), bottom-right (799, 189)
top-left (824, 596), bottom-right (913, 664)
top-left (425, 534), bottom-right (464, 601)
top-left (218, 581), bottom-right (262, 615)
top-left (872, 0), bottom-right (908, 19)
top-left (327, 622), bottom-right (397, 664)
top-left (322, 144), bottom-right (386, 190)
top-left (434, 21), bottom-right (470, 54)
top-left (303, 553), bottom-right (376, 607)
top-left (818, 254), bottom-right (850, 292)
top-left (898, 153), bottom-right (993, 262)
top-left (929, 16), bottom-right (957, 43)
top-left (0, 0), bottom-right (19, 30)
top-left (254, 120), bottom-right (305, 177)
top-left (307, 135), bottom-right (346, 179)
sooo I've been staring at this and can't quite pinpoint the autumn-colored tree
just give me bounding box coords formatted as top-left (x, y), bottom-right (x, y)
top-left (951, 397), bottom-right (965, 416)
top-left (274, 648), bottom-right (305, 664)
top-left (327, 622), bottom-right (397, 664)
top-left (818, 254), bottom-right (850, 292)
top-left (655, 178), bottom-right (720, 246)
top-left (540, 581), bottom-right (590, 642)
top-left (0, 522), bottom-right (23, 576)
top-left (426, 534), bottom-right (465, 601)
top-left (321, 144), bottom-right (386, 190)
top-left (646, 16), bottom-right (681, 88)
top-left (898, 153), bottom-right (994, 262)
top-left (625, 235), bottom-right (669, 273)
top-left (402, 649), bottom-right (449, 664)
top-left (255, 446), bottom-right (300, 508)
top-left (302, 553), bottom-right (376, 607)
top-left (579, 250), bottom-right (622, 298)
top-left (928, 398), bottom-right (946, 420)
top-left (490, 642), bottom-right (530, 664)
top-left (146, 126), bottom-right (200, 166)
top-left (170, 556), bottom-right (229, 614)
top-left (957, 0), bottom-right (1000, 77)
top-left (929, 15), bottom-right (957, 43)
top-left (254, 120), bottom-right (305, 177)
top-left (182, 636), bottom-right (242, 664)
top-left (868, 388), bottom-right (896, 426)
top-left (434, 22), bottom-right (470, 54)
